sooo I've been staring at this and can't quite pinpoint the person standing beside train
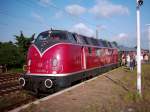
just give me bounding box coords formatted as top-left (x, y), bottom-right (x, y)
top-left (126, 54), bottom-right (130, 68)
top-left (130, 55), bottom-right (134, 71)
top-left (121, 53), bottom-right (126, 66)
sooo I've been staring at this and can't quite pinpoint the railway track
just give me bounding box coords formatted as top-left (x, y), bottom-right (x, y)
top-left (0, 73), bottom-right (21, 97)
top-left (0, 90), bottom-right (37, 112)
top-left (0, 73), bottom-right (37, 112)
top-left (0, 67), bottom-right (118, 112)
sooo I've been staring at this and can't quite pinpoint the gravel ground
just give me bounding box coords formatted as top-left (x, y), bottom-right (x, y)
top-left (20, 68), bottom-right (132, 112)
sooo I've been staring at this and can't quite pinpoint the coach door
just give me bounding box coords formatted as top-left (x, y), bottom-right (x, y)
top-left (81, 47), bottom-right (86, 69)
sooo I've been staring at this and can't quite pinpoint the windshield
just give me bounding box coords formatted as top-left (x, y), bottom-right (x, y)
top-left (36, 31), bottom-right (67, 43)
top-left (34, 31), bottom-right (68, 53)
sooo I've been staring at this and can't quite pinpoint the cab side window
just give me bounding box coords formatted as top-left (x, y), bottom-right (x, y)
top-left (67, 33), bottom-right (77, 43)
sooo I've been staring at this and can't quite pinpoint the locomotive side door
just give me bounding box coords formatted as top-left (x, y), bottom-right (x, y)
top-left (81, 46), bottom-right (86, 69)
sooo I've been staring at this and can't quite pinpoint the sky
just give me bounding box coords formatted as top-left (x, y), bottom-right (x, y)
top-left (0, 0), bottom-right (150, 49)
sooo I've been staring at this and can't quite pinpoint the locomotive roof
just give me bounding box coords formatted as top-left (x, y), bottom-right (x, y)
top-left (38, 29), bottom-right (117, 48)
top-left (40, 29), bottom-right (68, 34)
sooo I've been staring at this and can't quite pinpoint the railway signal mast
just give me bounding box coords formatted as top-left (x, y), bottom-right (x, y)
top-left (136, 0), bottom-right (143, 96)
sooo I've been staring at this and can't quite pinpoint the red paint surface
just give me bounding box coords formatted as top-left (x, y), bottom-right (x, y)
top-left (26, 43), bottom-right (118, 76)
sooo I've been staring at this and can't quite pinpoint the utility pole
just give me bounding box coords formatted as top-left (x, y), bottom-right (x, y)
top-left (96, 26), bottom-right (99, 39)
top-left (146, 24), bottom-right (150, 54)
top-left (136, 0), bottom-right (143, 96)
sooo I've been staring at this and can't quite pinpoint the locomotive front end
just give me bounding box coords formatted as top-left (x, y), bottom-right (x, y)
top-left (19, 30), bottom-right (68, 93)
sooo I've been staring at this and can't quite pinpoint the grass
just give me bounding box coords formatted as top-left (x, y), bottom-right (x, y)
top-left (121, 64), bottom-right (150, 112)
top-left (8, 68), bottom-right (23, 73)
top-left (81, 64), bottom-right (150, 112)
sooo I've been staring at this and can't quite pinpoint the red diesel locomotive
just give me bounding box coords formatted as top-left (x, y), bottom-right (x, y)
top-left (19, 30), bottom-right (118, 93)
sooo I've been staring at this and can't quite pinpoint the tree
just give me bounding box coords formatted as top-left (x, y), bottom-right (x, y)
top-left (0, 42), bottom-right (21, 68)
top-left (14, 31), bottom-right (35, 66)
top-left (14, 31), bottom-right (34, 54)
top-left (0, 31), bottom-right (35, 71)
top-left (112, 41), bottom-right (118, 47)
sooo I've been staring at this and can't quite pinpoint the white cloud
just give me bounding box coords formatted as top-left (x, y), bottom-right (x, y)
top-left (38, 0), bottom-right (51, 7)
top-left (113, 33), bottom-right (129, 41)
top-left (54, 11), bottom-right (63, 19)
top-left (65, 4), bottom-right (86, 16)
top-left (89, 0), bottom-right (129, 18)
top-left (111, 33), bottom-right (132, 47)
top-left (70, 23), bottom-right (95, 37)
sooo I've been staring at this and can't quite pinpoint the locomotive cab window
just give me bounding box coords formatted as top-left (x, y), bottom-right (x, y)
top-left (35, 31), bottom-right (67, 43)
top-left (76, 35), bottom-right (87, 45)
top-left (67, 33), bottom-right (77, 43)
top-left (37, 33), bottom-right (49, 41)
top-left (50, 31), bottom-right (67, 40)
